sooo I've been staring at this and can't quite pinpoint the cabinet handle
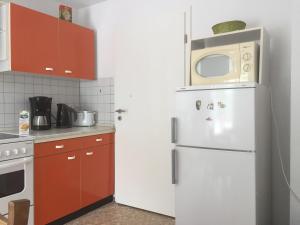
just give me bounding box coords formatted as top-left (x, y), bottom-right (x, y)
top-left (55, 145), bottom-right (64, 149)
top-left (65, 70), bottom-right (72, 74)
top-left (45, 67), bottom-right (54, 71)
top-left (68, 156), bottom-right (76, 160)
top-left (86, 152), bottom-right (94, 156)
top-left (96, 138), bottom-right (103, 142)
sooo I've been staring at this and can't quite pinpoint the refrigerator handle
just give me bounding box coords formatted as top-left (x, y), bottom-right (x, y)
top-left (172, 149), bottom-right (177, 184)
top-left (171, 117), bottom-right (177, 143)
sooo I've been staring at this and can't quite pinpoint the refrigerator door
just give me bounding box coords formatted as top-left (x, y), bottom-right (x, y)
top-left (175, 88), bottom-right (255, 151)
top-left (175, 147), bottom-right (256, 225)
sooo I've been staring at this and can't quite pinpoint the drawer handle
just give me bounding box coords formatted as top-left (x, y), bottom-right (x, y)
top-left (45, 67), bottom-right (54, 71)
top-left (55, 145), bottom-right (64, 149)
top-left (68, 156), bottom-right (76, 160)
top-left (96, 138), bottom-right (103, 142)
top-left (86, 152), bottom-right (94, 156)
top-left (65, 70), bottom-right (72, 74)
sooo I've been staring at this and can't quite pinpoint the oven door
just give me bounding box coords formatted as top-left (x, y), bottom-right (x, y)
top-left (191, 44), bottom-right (241, 85)
top-left (0, 156), bottom-right (33, 215)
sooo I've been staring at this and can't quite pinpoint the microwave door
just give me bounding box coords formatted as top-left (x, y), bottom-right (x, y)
top-left (175, 88), bottom-right (255, 151)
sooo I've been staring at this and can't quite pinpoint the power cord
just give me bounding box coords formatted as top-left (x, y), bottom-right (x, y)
top-left (270, 87), bottom-right (300, 201)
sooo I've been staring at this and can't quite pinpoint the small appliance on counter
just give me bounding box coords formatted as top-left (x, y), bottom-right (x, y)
top-left (56, 103), bottom-right (77, 128)
top-left (73, 110), bottom-right (96, 127)
top-left (29, 96), bottom-right (52, 130)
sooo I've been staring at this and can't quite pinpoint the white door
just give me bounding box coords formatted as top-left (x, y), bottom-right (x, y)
top-left (175, 147), bottom-right (256, 225)
top-left (175, 88), bottom-right (255, 151)
top-left (114, 12), bottom-right (185, 216)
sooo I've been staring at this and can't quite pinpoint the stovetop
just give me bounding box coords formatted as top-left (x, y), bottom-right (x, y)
top-left (0, 133), bottom-right (20, 140)
top-left (0, 133), bottom-right (34, 161)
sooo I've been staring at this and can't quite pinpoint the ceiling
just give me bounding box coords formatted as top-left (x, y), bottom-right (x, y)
top-left (56, 0), bottom-right (106, 8)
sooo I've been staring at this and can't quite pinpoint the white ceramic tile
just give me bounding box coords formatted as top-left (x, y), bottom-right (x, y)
top-left (0, 114), bottom-right (4, 125)
top-left (4, 93), bottom-right (14, 103)
top-left (34, 85), bottom-right (43, 94)
top-left (15, 74), bottom-right (25, 83)
top-left (4, 104), bottom-right (14, 113)
top-left (14, 83), bottom-right (25, 93)
top-left (15, 94), bottom-right (25, 104)
top-left (4, 114), bottom-right (15, 125)
top-left (4, 74), bottom-right (14, 83)
top-left (24, 75), bottom-right (34, 84)
top-left (25, 83), bottom-right (34, 93)
top-left (15, 103), bottom-right (25, 114)
top-left (33, 77), bottom-right (43, 85)
top-left (4, 82), bottom-right (14, 93)
top-left (0, 104), bottom-right (4, 114)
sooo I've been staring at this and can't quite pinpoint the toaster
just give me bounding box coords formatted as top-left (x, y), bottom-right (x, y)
top-left (73, 110), bottom-right (96, 127)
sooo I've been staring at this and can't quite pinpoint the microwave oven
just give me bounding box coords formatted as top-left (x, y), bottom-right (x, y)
top-left (190, 41), bottom-right (258, 85)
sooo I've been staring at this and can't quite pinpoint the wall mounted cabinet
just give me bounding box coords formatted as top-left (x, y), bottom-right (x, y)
top-left (0, 3), bottom-right (95, 80)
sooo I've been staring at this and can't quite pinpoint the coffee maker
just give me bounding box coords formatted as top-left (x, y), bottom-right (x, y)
top-left (29, 96), bottom-right (52, 130)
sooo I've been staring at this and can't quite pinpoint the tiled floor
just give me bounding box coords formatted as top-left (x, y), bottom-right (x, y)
top-left (66, 203), bottom-right (175, 225)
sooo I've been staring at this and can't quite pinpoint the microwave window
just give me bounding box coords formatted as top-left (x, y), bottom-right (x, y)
top-left (196, 54), bottom-right (232, 77)
top-left (0, 170), bottom-right (25, 198)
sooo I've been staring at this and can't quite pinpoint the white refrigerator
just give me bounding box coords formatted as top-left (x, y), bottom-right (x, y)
top-left (172, 84), bottom-right (271, 225)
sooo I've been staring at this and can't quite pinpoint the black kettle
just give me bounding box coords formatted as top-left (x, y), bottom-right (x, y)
top-left (56, 104), bottom-right (77, 128)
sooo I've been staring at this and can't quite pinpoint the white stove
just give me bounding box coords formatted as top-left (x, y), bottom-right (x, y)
top-left (0, 133), bottom-right (34, 225)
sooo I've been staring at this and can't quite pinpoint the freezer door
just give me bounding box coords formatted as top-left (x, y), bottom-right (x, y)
top-left (175, 147), bottom-right (256, 225)
top-left (175, 88), bottom-right (255, 151)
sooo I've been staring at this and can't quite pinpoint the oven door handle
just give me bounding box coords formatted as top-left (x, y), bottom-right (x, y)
top-left (0, 156), bottom-right (33, 170)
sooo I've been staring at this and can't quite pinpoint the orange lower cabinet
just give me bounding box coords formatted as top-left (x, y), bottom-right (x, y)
top-left (81, 144), bottom-right (115, 207)
top-left (35, 151), bottom-right (81, 225)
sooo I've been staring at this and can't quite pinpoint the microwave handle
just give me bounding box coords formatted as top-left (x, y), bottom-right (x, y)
top-left (0, 156), bottom-right (33, 170)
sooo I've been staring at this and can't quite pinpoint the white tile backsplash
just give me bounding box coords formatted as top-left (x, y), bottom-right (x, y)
top-left (0, 72), bottom-right (80, 129)
top-left (0, 72), bottom-right (114, 129)
top-left (79, 77), bottom-right (114, 125)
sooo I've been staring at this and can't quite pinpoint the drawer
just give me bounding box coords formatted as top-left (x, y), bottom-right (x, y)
top-left (82, 133), bottom-right (114, 148)
top-left (35, 138), bottom-right (83, 158)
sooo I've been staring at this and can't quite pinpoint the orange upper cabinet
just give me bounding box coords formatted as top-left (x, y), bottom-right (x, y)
top-left (0, 3), bottom-right (95, 80)
top-left (10, 3), bottom-right (59, 75)
top-left (58, 20), bottom-right (95, 79)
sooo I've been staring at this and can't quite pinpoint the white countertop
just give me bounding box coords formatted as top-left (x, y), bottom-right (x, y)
top-left (3, 125), bottom-right (115, 143)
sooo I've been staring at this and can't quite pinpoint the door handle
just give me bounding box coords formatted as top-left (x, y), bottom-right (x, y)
top-left (115, 109), bottom-right (126, 114)
top-left (96, 138), bottom-right (103, 142)
top-left (172, 149), bottom-right (177, 184)
top-left (171, 117), bottom-right (177, 143)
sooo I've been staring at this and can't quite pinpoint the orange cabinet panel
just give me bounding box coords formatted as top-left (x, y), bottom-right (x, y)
top-left (78, 26), bottom-right (95, 80)
top-left (10, 3), bottom-right (58, 75)
top-left (35, 151), bottom-right (81, 225)
top-left (58, 20), bottom-right (95, 79)
top-left (35, 138), bottom-right (83, 158)
top-left (81, 144), bottom-right (115, 207)
top-left (83, 133), bottom-right (114, 148)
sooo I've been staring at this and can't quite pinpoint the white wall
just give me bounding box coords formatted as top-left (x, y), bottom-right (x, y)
top-left (78, 0), bottom-right (292, 224)
top-left (290, 1), bottom-right (300, 224)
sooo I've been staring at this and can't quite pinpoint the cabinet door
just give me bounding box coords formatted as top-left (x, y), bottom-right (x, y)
top-left (35, 151), bottom-right (80, 225)
top-left (10, 3), bottom-right (58, 75)
top-left (58, 20), bottom-right (81, 78)
top-left (81, 144), bottom-right (114, 207)
top-left (59, 21), bottom-right (95, 79)
top-left (78, 26), bottom-right (95, 80)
